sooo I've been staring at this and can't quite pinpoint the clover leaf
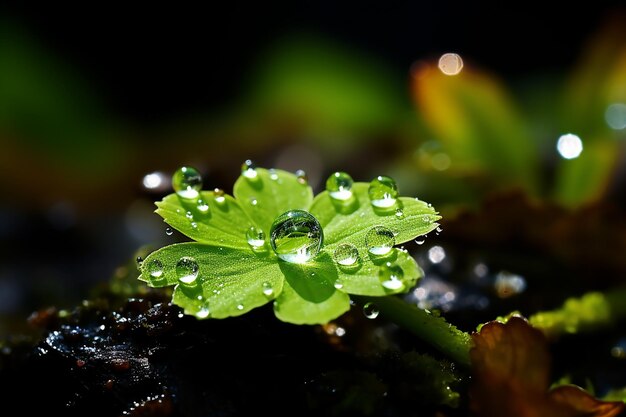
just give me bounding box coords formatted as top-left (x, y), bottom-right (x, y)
top-left (138, 163), bottom-right (440, 325)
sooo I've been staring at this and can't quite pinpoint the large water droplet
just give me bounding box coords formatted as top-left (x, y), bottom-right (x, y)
top-left (146, 259), bottom-right (164, 279)
top-left (365, 226), bottom-right (395, 255)
top-left (368, 176), bottom-right (398, 208)
top-left (176, 257), bottom-right (199, 285)
top-left (270, 210), bottom-right (323, 263)
top-left (363, 302), bottom-right (380, 319)
top-left (246, 226), bottom-right (266, 250)
top-left (326, 172), bottom-right (353, 201)
top-left (241, 159), bottom-right (258, 179)
top-left (295, 169), bottom-right (308, 185)
top-left (172, 166), bottom-right (203, 199)
top-left (379, 262), bottom-right (404, 290)
top-left (333, 243), bottom-right (359, 266)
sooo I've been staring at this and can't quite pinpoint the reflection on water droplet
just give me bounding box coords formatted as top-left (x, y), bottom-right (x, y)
top-left (185, 211), bottom-right (193, 220)
top-left (147, 259), bottom-right (164, 279)
top-left (379, 262), bottom-right (405, 290)
top-left (269, 169), bottom-right (279, 180)
top-left (176, 257), bottom-right (199, 284)
top-left (332, 243), bottom-right (359, 266)
top-left (191, 222), bottom-right (198, 229)
top-left (415, 238), bottom-right (425, 245)
top-left (326, 172), bottom-right (353, 201)
top-left (172, 166), bottom-right (203, 199)
top-left (295, 169), bottom-right (308, 184)
top-left (246, 226), bottom-right (266, 250)
top-left (270, 210), bottom-right (323, 263)
top-left (363, 302), bottom-right (380, 319)
top-left (241, 159), bottom-right (258, 179)
top-left (262, 282), bottom-right (274, 297)
top-left (365, 226), bottom-right (395, 255)
top-left (213, 188), bottom-right (226, 204)
top-left (237, 304), bottom-right (244, 311)
top-left (250, 198), bottom-right (258, 206)
top-left (165, 227), bottom-right (173, 236)
top-left (368, 176), bottom-right (398, 208)
top-left (395, 208), bottom-right (404, 218)
top-left (197, 199), bottom-right (210, 214)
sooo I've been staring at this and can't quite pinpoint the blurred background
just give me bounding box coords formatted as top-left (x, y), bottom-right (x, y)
top-left (1, 3), bottom-right (625, 337)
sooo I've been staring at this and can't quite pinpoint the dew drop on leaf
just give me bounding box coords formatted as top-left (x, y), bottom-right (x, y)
top-left (262, 281), bottom-right (274, 297)
top-left (332, 243), bottom-right (360, 266)
top-left (270, 210), bottom-right (323, 264)
top-left (237, 304), bottom-right (244, 311)
top-left (368, 175), bottom-right (398, 208)
top-left (365, 226), bottom-right (395, 256)
top-left (379, 262), bottom-right (405, 290)
top-left (250, 198), bottom-right (258, 206)
top-left (246, 226), bottom-right (266, 250)
top-left (334, 280), bottom-right (344, 289)
top-left (295, 169), bottom-right (308, 184)
top-left (146, 259), bottom-right (164, 279)
top-left (325, 171), bottom-right (353, 201)
top-left (176, 257), bottom-right (199, 285)
top-left (190, 222), bottom-right (198, 229)
top-left (185, 211), bottom-right (193, 220)
top-left (241, 159), bottom-right (258, 179)
top-left (269, 169), bottom-right (279, 180)
top-left (213, 188), bottom-right (226, 204)
top-left (196, 304), bottom-right (210, 319)
top-left (395, 208), bottom-right (404, 218)
top-left (196, 198), bottom-right (210, 215)
top-left (172, 166), bottom-right (203, 199)
top-left (363, 302), bottom-right (380, 319)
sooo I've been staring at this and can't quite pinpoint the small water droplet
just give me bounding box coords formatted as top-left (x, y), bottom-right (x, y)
top-left (176, 257), bottom-right (199, 285)
top-left (136, 256), bottom-right (143, 265)
top-left (436, 226), bottom-right (443, 235)
top-left (237, 304), bottom-right (244, 311)
top-left (332, 243), bottom-right (359, 266)
top-left (185, 211), bottom-right (194, 220)
top-left (191, 222), bottom-right (198, 229)
top-left (165, 227), bottom-right (173, 236)
top-left (250, 198), bottom-right (258, 206)
top-left (269, 169), bottom-right (279, 180)
top-left (379, 262), bottom-right (405, 290)
top-left (197, 304), bottom-right (210, 319)
top-left (368, 175), bottom-right (398, 208)
top-left (334, 280), bottom-right (344, 290)
top-left (146, 259), bottom-right (164, 279)
top-left (213, 188), bottom-right (226, 204)
top-left (422, 215), bottom-right (431, 223)
top-left (415, 238), bottom-right (425, 245)
top-left (395, 208), bottom-right (404, 218)
top-left (197, 199), bottom-right (210, 214)
top-left (241, 159), bottom-right (258, 179)
top-left (270, 210), bottom-right (323, 263)
top-left (365, 226), bottom-right (395, 256)
top-left (262, 282), bottom-right (274, 297)
top-left (325, 171), bottom-right (353, 201)
top-left (172, 166), bottom-right (203, 199)
top-left (363, 302), bottom-right (380, 319)
top-left (246, 226), bottom-right (266, 250)
top-left (295, 169), bottom-right (308, 185)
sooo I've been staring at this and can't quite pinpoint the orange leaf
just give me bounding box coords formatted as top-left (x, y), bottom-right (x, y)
top-left (470, 317), bottom-right (624, 417)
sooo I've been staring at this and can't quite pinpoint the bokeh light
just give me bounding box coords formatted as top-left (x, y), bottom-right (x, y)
top-left (556, 133), bottom-right (583, 159)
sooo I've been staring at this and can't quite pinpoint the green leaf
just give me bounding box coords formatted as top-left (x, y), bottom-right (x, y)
top-left (139, 243), bottom-right (283, 318)
top-left (309, 183), bottom-right (440, 249)
top-left (274, 253), bottom-right (350, 324)
top-left (234, 168), bottom-right (314, 234)
top-left (155, 191), bottom-right (252, 249)
top-left (332, 248), bottom-right (422, 296)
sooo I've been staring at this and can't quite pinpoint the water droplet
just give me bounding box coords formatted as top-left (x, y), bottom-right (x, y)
top-left (237, 304), bottom-right (244, 311)
top-left (332, 243), bottom-right (359, 266)
top-left (415, 238), bottom-right (425, 245)
top-left (262, 282), bottom-right (274, 297)
top-left (241, 159), bottom-right (258, 179)
top-left (379, 262), bottom-right (405, 290)
top-left (136, 256), bottom-right (143, 265)
top-left (363, 302), bottom-right (380, 319)
top-left (213, 188), bottom-right (226, 204)
top-left (436, 226), bottom-right (443, 235)
top-left (395, 208), bottom-right (404, 218)
top-left (365, 226), bottom-right (395, 256)
top-left (250, 198), bottom-right (258, 206)
top-left (146, 259), bottom-right (164, 279)
top-left (422, 214), bottom-right (431, 223)
top-left (197, 305), bottom-right (210, 319)
top-left (191, 222), bottom-right (198, 229)
top-left (325, 171), bottom-right (353, 201)
top-left (334, 280), bottom-right (344, 290)
top-left (185, 211), bottom-right (194, 220)
top-left (270, 210), bottom-right (323, 263)
top-left (246, 226), bottom-right (266, 250)
top-left (165, 227), bottom-right (173, 236)
top-left (172, 166), bottom-right (203, 199)
top-left (295, 169), bottom-right (308, 184)
top-left (368, 176), bottom-right (398, 208)
top-left (197, 199), bottom-right (210, 215)
top-left (269, 169), bottom-right (279, 180)
top-left (176, 257), bottom-right (199, 285)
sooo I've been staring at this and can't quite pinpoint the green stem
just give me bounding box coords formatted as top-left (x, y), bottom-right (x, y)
top-left (356, 295), bottom-right (472, 367)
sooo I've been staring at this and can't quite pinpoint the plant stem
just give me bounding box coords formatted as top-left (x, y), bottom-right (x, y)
top-left (356, 295), bottom-right (472, 367)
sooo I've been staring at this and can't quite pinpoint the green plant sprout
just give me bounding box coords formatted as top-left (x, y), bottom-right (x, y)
top-left (138, 162), bottom-right (441, 327)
